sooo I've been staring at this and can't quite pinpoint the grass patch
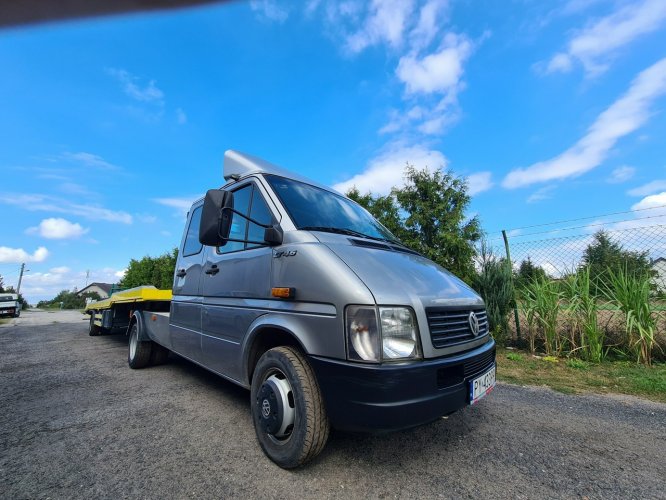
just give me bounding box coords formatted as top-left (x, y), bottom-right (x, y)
top-left (497, 347), bottom-right (666, 403)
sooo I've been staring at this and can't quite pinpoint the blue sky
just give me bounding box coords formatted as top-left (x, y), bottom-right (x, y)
top-left (2, 0), bottom-right (666, 302)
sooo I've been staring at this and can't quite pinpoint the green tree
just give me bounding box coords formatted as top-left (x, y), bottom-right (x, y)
top-left (36, 290), bottom-right (99, 309)
top-left (120, 248), bottom-right (178, 290)
top-left (348, 164), bottom-right (481, 283)
top-left (515, 257), bottom-right (548, 291)
top-left (582, 230), bottom-right (652, 296)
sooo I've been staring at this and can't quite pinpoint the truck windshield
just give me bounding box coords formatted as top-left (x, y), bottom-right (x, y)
top-left (0, 296), bottom-right (15, 302)
top-left (264, 175), bottom-right (400, 244)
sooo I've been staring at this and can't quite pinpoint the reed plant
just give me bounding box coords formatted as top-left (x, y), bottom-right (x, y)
top-left (603, 267), bottom-right (657, 366)
top-left (561, 267), bottom-right (605, 362)
top-left (523, 276), bottom-right (561, 356)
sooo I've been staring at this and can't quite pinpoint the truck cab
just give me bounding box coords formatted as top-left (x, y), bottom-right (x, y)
top-left (126, 150), bottom-right (496, 468)
top-left (0, 293), bottom-right (20, 318)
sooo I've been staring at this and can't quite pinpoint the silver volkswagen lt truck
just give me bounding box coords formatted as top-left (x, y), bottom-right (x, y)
top-left (143, 150), bottom-right (496, 468)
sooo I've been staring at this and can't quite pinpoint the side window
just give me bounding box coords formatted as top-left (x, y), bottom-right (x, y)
top-left (182, 206), bottom-right (203, 257)
top-left (219, 184), bottom-right (252, 254)
top-left (247, 189), bottom-right (273, 249)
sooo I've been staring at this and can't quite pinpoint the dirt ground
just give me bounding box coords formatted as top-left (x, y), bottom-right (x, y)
top-left (1, 310), bottom-right (665, 499)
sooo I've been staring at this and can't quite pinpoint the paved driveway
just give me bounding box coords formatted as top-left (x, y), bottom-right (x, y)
top-left (1, 311), bottom-right (664, 499)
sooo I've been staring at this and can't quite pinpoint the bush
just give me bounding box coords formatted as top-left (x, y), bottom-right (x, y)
top-left (472, 243), bottom-right (514, 344)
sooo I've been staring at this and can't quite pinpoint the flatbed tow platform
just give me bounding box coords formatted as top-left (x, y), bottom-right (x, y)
top-left (84, 286), bottom-right (172, 336)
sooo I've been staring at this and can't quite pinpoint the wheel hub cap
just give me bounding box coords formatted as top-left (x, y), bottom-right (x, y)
top-left (257, 374), bottom-right (294, 438)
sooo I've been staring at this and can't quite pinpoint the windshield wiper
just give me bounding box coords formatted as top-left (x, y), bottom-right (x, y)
top-left (301, 226), bottom-right (404, 246)
top-left (300, 226), bottom-right (378, 239)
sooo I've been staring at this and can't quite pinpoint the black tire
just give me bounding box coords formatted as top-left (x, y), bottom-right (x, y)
top-left (250, 346), bottom-right (329, 469)
top-left (14, 311), bottom-right (20, 318)
top-left (127, 322), bottom-right (153, 369)
top-left (88, 314), bottom-right (101, 336)
top-left (149, 343), bottom-right (170, 366)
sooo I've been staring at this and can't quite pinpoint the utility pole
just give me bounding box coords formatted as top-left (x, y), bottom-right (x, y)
top-left (16, 263), bottom-right (25, 294)
top-left (85, 270), bottom-right (90, 287)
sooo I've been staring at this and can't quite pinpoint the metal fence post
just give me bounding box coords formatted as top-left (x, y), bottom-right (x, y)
top-left (502, 230), bottom-right (521, 340)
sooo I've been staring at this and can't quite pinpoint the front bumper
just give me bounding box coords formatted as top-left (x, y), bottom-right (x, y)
top-left (309, 338), bottom-right (495, 433)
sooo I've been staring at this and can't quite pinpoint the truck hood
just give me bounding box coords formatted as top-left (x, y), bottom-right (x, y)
top-left (316, 233), bottom-right (483, 308)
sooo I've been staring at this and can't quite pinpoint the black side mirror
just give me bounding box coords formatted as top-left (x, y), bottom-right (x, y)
top-left (199, 189), bottom-right (234, 247)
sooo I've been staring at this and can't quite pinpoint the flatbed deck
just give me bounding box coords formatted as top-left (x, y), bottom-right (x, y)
top-left (84, 286), bottom-right (172, 312)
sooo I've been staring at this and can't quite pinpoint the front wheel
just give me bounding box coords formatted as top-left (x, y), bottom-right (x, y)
top-left (250, 346), bottom-right (329, 468)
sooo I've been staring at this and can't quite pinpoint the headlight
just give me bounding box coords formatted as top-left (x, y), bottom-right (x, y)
top-left (346, 305), bottom-right (380, 362)
top-left (379, 307), bottom-right (420, 360)
top-left (345, 306), bottom-right (421, 362)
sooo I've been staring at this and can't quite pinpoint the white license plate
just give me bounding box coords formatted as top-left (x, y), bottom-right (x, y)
top-left (469, 364), bottom-right (496, 405)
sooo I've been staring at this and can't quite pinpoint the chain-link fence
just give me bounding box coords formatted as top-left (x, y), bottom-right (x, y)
top-left (488, 218), bottom-right (666, 360)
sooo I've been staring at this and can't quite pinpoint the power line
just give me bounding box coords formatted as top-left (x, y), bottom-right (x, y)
top-left (488, 213), bottom-right (666, 242)
top-left (490, 203), bottom-right (666, 234)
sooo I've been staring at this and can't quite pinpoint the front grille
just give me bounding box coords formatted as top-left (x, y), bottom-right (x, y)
top-left (463, 348), bottom-right (495, 377)
top-left (426, 308), bottom-right (489, 348)
top-left (436, 347), bottom-right (496, 388)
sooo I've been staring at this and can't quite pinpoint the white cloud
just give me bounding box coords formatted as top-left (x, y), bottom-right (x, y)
top-left (544, 0), bottom-right (666, 76)
top-left (0, 193), bottom-right (133, 224)
top-left (250, 0), bottom-right (289, 23)
top-left (154, 196), bottom-right (200, 216)
top-left (527, 185), bottom-right (556, 203)
top-left (107, 68), bottom-right (165, 103)
top-left (627, 179), bottom-right (666, 197)
top-left (176, 108), bottom-right (187, 125)
top-left (408, 0), bottom-right (449, 52)
top-left (27, 218), bottom-right (88, 239)
top-left (545, 52), bottom-right (573, 73)
top-left (396, 33), bottom-right (472, 95)
top-left (503, 57), bottom-right (666, 188)
top-left (0, 246), bottom-right (49, 264)
top-left (466, 172), bottom-right (493, 196)
top-left (346, 0), bottom-right (416, 53)
top-left (50, 266), bottom-right (71, 274)
top-left (60, 152), bottom-right (120, 170)
top-left (631, 191), bottom-right (666, 213)
top-left (607, 165), bottom-right (636, 183)
top-left (333, 144), bottom-right (447, 195)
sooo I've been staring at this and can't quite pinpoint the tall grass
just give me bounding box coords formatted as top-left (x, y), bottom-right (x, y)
top-left (561, 267), bottom-right (605, 362)
top-left (523, 276), bottom-right (561, 356)
top-left (603, 267), bottom-right (657, 366)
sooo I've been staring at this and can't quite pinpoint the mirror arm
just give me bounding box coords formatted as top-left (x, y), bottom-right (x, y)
top-left (218, 207), bottom-right (274, 239)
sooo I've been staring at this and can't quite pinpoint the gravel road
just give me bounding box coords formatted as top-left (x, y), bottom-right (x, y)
top-left (1, 310), bottom-right (665, 499)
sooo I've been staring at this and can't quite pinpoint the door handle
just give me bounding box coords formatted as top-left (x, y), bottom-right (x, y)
top-left (205, 264), bottom-right (219, 275)
top-left (176, 268), bottom-right (187, 278)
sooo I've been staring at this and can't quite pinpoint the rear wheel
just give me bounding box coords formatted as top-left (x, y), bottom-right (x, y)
top-left (88, 314), bottom-right (101, 336)
top-left (127, 323), bottom-right (153, 369)
top-left (150, 343), bottom-right (170, 365)
top-left (250, 346), bottom-right (329, 469)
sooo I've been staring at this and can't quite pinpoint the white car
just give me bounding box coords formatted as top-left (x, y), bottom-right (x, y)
top-left (0, 293), bottom-right (21, 318)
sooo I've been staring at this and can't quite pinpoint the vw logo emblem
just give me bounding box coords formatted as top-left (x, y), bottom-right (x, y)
top-left (468, 311), bottom-right (480, 336)
top-left (262, 399), bottom-right (271, 418)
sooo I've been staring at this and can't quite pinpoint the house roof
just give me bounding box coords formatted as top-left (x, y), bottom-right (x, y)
top-left (77, 282), bottom-right (114, 296)
top-left (651, 257), bottom-right (666, 266)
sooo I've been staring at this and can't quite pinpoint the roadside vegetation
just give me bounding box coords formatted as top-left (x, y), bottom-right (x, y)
top-left (497, 348), bottom-right (666, 403)
top-left (36, 289), bottom-right (100, 309)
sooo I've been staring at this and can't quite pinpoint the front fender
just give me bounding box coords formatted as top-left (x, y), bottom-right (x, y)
top-left (240, 311), bottom-right (344, 385)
